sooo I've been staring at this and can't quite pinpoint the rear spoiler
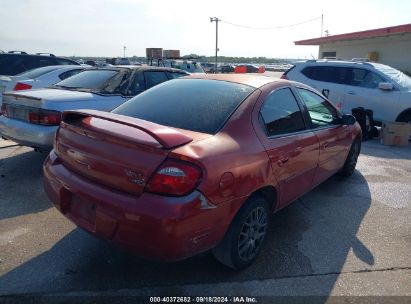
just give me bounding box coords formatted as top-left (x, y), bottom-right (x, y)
top-left (3, 92), bottom-right (42, 102)
top-left (62, 109), bottom-right (193, 149)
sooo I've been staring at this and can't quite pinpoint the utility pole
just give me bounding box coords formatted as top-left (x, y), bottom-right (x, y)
top-left (123, 46), bottom-right (126, 58)
top-left (210, 17), bottom-right (220, 73)
top-left (320, 14), bottom-right (324, 37)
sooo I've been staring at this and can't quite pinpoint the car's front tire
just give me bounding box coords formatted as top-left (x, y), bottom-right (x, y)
top-left (212, 195), bottom-right (269, 270)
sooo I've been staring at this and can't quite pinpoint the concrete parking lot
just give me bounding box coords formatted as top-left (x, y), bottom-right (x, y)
top-left (0, 137), bottom-right (410, 298)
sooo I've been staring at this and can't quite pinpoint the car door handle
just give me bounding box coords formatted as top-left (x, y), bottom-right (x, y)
top-left (321, 142), bottom-right (329, 150)
top-left (347, 91), bottom-right (356, 95)
top-left (277, 157), bottom-right (289, 166)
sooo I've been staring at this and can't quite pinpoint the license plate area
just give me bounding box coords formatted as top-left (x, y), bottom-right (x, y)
top-left (4, 105), bottom-right (30, 121)
top-left (69, 194), bottom-right (96, 225)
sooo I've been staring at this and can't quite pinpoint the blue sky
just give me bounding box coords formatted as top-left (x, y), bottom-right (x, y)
top-left (1, 0), bottom-right (410, 58)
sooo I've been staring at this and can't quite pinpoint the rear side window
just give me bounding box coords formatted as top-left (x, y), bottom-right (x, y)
top-left (302, 66), bottom-right (349, 84)
top-left (144, 71), bottom-right (168, 89)
top-left (113, 79), bottom-right (254, 134)
top-left (259, 88), bottom-right (306, 137)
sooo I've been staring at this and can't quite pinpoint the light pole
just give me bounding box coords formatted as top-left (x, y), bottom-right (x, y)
top-left (123, 46), bottom-right (126, 58)
top-left (210, 17), bottom-right (220, 73)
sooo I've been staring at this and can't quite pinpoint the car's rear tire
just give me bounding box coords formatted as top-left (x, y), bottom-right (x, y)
top-left (396, 111), bottom-right (411, 124)
top-left (212, 196), bottom-right (269, 270)
top-left (339, 139), bottom-right (361, 177)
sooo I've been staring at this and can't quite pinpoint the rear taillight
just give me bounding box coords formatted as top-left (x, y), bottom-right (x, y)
top-left (29, 109), bottom-right (61, 126)
top-left (14, 82), bottom-right (32, 91)
top-left (280, 73), bottom-right (288, 79)
top-left (146, 159), bottom-right (202, 196)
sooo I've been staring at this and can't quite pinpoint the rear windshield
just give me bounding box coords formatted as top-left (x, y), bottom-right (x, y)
top-left (53, 69), bottom-right (119, 90)
top-left (16, 65), bottom-right (61, 79)
top-left (112, 78), bottom-right (254, 134)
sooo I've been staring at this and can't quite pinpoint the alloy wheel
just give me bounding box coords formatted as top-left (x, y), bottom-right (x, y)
top-left (237, 206), bottom-right (268, 262)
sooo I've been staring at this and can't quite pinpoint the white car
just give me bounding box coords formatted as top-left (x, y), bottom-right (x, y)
top-left (0, 65), bottom-right (86, 104)
top-left (283, 60), bottom-right (411, 123)
top-left (0, 66), bottom-right (189, 150)
top-left (161, 59), bottom-right (205, 74)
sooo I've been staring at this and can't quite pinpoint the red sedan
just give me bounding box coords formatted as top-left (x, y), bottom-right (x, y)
top-left (43, 74), bottom-right (361, 269)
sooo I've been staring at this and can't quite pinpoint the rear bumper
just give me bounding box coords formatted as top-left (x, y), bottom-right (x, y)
top-left (43, 151), bottom-right (236, 261)
top-left (0, 115), bottom-right (56, 149)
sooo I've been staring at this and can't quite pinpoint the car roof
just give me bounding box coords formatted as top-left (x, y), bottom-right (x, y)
top-left (0, 53), bottom-right (77, 61)
top-left (44, 65), bottom-right (86, 70)
top-left (88, 66), bottom-right (189, 73)
top-left (294, 59), bottom-right (376, 69)
top-left (182, 73), bottom-right (283, 88)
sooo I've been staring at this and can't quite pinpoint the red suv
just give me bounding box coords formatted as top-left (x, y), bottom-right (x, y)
top-left (43, 74), bottom-right (361, 269)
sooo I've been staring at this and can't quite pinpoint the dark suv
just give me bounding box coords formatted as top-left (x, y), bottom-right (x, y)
top-left (0, 52), bottom-right (79, 76)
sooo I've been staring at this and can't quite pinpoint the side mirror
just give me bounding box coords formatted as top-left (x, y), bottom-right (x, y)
top-left (322, 89), bottom-right (330, 98)
top-left (378, 82), bottom-right (393, 91)
top-left (340, 114), bottom-right (356, 125)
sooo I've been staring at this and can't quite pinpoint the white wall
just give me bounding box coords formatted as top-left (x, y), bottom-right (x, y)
top-left (319, 33), bottom-right (411, 73)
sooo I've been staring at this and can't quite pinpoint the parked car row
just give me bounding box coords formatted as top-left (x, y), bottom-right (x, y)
top-left (0, 52), bottom-right (363, 270)
top-left (0, 66), bottom-right (189, 150)
top-left (201, 63), bottom-right (266, 74)
top-left (152, 59), bottom-right (205, 74)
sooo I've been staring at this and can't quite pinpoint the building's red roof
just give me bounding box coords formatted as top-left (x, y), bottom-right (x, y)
top-left (295, 23), bottom-right (411, 45)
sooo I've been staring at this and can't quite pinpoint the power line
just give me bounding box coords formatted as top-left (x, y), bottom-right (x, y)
top-left (220, 16), bottom-right (322, 30)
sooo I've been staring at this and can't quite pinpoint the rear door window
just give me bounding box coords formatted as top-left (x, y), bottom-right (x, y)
top-left (348, 68), bottom-right (385, 89)
top-left (259, 88), bottom-right (306, 137)
top-left (297, 88), bottom-right (339, 128)
top-left (144, 71), bottom-right (168, 89)
top-left (113, 78), bottom-right (254, 134)
top-left (30, 57), bottom-right (55, 69)
top-left (0, 55), bottom-right (31, 75)
top-left (302, 66), bottom-right (349, 84)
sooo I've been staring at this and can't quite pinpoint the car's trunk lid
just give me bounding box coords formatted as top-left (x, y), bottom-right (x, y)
top-left (1, 89), bottom-right (101, 123)
top-left (55, 110), bottom-right (194, 196)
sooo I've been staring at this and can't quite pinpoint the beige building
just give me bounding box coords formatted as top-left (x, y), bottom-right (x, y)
top-left (295, 23), bottom-right (411, 74)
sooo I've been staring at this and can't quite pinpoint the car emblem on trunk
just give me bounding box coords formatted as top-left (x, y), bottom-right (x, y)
top-left (124, 169), bottom-right (145, 185)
